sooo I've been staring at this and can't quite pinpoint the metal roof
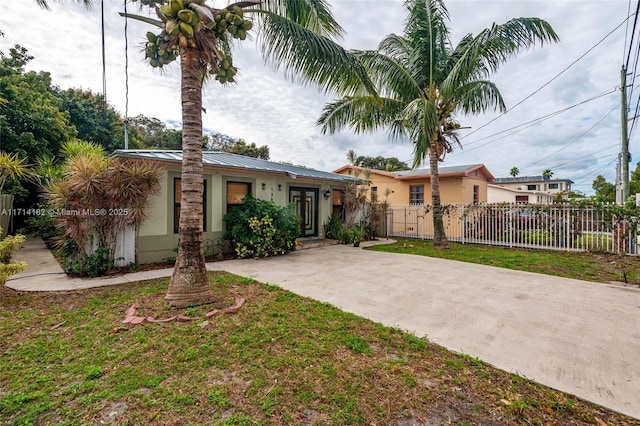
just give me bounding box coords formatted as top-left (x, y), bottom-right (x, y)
top-left (114, 150), bottom-right (358, 183)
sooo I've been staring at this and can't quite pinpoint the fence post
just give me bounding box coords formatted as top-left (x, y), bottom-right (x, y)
top-left (461, 204), bottom-right (466, 245)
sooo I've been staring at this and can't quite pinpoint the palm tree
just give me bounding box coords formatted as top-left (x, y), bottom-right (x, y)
top-left (123, 0), bottom-right (370, 307)
top-left (318, 0), bottom-right (558, 249)
top-left (542, 168), bottom-right (553, 179)
top-left (35, 0), bottom-right (92, 9)
top-left (510, 167), bottom-right (520, 178)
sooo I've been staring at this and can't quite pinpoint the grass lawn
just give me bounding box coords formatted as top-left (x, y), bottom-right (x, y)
top-left (1, 272), bottom-right (638, 425)
top-left (368, 238), bottom-right (640, 284)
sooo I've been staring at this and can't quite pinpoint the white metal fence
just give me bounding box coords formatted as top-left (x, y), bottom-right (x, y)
top-left (386, 203), bottom-right (639, 255)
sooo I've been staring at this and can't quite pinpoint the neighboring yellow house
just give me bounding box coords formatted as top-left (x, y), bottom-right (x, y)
top-left (333, 164), bottom-right (495, 205)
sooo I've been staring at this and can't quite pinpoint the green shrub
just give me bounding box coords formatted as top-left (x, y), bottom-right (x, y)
top-left (82, 248), bottom-right (112, 278)
top-left (224, 194), bottom-right (301, 259)
top-left (22, 202), bottom-right (60, 239)
top-left (0, 232), bottom-right (26, 264)
top-left (58, 239), bottom-right (112, 278)
top-left (0, 227), bottom-right (26, 285)
top-left (324, 214), bottom-right (344, 240)
top-left (324, 216), bottom-right (367, 245)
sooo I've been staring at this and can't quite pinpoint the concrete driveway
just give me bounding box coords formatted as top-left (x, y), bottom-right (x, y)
top-left (207, 241), bottom-right (640, 419)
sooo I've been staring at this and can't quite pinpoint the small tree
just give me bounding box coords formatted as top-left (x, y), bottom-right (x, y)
top-left (343, 168), bottom-right (370, 229)
top-left (0, 152), bottom-right (30, 194)
top-left (44, 141), bottom-right (161, 275)
top-left (510, 167), bottom-right (520, 178)
top-left (542, 169), bottom-right (553, 179)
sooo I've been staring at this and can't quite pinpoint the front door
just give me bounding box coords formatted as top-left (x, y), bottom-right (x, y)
top-left (290, 187), bottom-right (318, 237)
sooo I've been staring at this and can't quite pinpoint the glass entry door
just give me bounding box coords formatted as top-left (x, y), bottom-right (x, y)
top-left (289, 187), bottom-right (318, 237)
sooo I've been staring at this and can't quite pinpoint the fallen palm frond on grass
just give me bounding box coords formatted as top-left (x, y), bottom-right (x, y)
top-left (0, 272), bottom-right (637, 425)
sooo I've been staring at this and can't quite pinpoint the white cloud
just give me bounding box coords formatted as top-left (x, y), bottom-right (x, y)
top-left (0, 0), bottom-right (633, 194)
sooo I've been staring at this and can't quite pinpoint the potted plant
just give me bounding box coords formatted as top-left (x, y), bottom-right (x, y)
top-left (0, 152), bottom-right (30, 239)
top-left (351, 225), bottom-right (365, 247)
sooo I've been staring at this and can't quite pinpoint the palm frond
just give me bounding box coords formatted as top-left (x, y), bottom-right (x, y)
top-left (36, 0), bottom-right (93, 10)
top-left (441, 17), bottom-right (559, 95)
top-left (404, 0), bottom-right (451, 88)
top-left (253, 11), bottom-right (375, 95)
top-left (401, 98), bottom-right (438, 167)
top-left (455, 80), bottom-right (506, 114)
top-left (118, 12), bottom-right (164, 28)
top-left (353, 49), bottom-right (422, 101)
top-left (248, 0), bottom-right (343, 38)
top-left (387, 120), bottom-right (409, 144)
top-left (317, 96), bottom-right (401, 135)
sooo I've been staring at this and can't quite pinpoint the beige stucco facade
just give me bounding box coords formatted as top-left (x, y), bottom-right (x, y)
top-left (333, 164), bottom-right (494, 205)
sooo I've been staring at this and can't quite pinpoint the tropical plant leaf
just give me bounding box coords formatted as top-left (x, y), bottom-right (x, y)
top-left (252, 11), bottom-right (375, 95)
top-left (118, 12), bottom-right (164, 28)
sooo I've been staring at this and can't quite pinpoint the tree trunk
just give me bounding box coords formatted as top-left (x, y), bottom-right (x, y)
top-left (429, 142), bottom-right (448, 249)
top-left (165, 50), bottom-right (215, 307)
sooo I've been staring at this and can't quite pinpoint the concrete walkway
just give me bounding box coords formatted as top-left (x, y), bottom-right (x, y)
top-left (6, 237), bottom-right (640, 419)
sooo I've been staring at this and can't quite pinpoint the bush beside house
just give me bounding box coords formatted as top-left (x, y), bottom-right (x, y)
top-left (224, 194), bottom-right (300, 258)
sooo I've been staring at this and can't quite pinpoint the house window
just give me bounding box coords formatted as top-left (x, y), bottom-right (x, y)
top-left (527, 184), bottom-right (537, 191)
top-left (227, 182), bottom-right (251, 213)
top-left (174, 178), bottom-right (207, 234)
top-left (515, 195), bottom-right (529, 203)
top-left (409, 185), bottom-right (424, 204)
top-left (473, 185), bottom-right (479, 204)
top-left (549, 183), bottom-right (559, 189)
top-left (371, 186), bottom-right (378, 202)
top-left (332, 189), bottom-right (344, 217)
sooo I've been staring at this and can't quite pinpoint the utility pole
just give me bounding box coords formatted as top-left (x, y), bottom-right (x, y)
top-left (621, 65), bottom-right (630, 203)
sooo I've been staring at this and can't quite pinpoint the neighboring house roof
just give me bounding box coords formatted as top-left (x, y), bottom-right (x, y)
top-left (332, 165), bottom-right (400, 178)
top-left (494, 176), bottom-right (574, 184)
top-left (332, 164), bottom-right (495, 181)
top-left (394, 164), bottom-right (495, 181)
top-left (114, 150), bottom-right (358, 183)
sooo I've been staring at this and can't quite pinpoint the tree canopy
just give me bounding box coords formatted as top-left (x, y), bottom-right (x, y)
top-left (352, 155), bottom-right (408, 171)
top-left (592, 175), bottom-right (616, 203)
top-left (206, 133), bottom-right (270, 160)
top-left (0, 45), bottom-right (76, 162)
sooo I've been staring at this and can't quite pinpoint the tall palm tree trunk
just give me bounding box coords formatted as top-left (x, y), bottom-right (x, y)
top-left (165, 50), bottom-right (214, 307)
top-left (429, 142), bottom-right (448, 249)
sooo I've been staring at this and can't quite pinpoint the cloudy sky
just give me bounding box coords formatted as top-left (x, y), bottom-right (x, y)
top-left (0, 0), bottom-right (635, 194)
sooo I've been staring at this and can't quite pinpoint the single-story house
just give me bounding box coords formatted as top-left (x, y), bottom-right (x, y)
top-left (114, 150), bottom-right (357, 264)
top-left (332, 164), bottom-right (496, 205)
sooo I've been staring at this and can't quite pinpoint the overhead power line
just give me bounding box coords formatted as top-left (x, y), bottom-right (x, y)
top-left (461, 88), bottom-right (617, 154)
top-left (625, 0), bottom-right (640, 71)
top-left (571, 155), bottom-right (619, 185)
top-left (520, 103), bottom-right (619, 172)
top-left (461, 14), bottom-right (634, 140)
top-left (623, 0), bottom-right (633, 64)
top-left (544, 147), bottom-right (619, 173)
